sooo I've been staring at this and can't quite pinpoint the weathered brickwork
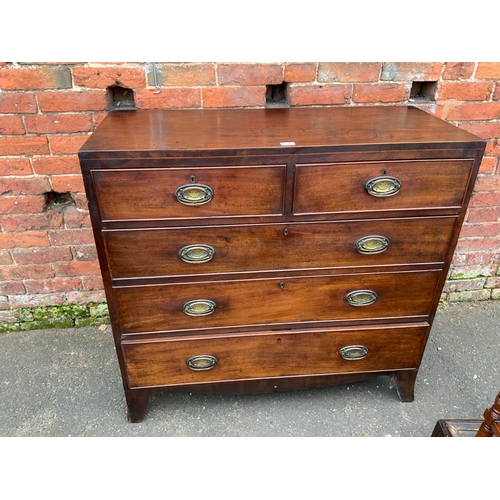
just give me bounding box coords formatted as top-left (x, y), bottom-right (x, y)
top-left (0, 62), bottom-right (499, 325)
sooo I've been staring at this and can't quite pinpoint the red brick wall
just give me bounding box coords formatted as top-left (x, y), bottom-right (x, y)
top-left (1, 62), bottom-right (499, 310)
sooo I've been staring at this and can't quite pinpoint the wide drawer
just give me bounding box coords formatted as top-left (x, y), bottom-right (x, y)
top-left (122, 323), bottom-right (428, 388)
top-left (92, 165), bottom-right (286, 221)
top-left (293, 160), bottom-right (473, 215)
top-left (113, 270), bottom-right (441, 334)
top-left (104, 216), bottom-right (456, 279)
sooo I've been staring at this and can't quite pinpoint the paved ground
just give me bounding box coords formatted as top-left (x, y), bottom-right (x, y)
top-left (1, 301), bottom-right (499, 437)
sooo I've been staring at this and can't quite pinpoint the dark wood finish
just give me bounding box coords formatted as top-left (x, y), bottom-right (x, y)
top-left (92, 165), bottom-right (286, 221)
top-left (103, 216), bottom-right (456, 279)
top-left (79, 106), bottom-right (485, 422)
top-left (432, 391), bottom-right (500, 437)
top-left (113, 270), bottom-right (440, 334)
top-left (476, 391), bottom-right (500, 437)
top-left (122, 324), bottom-right (427, 388)
top-left (293, 160), bottom-right (473, 215)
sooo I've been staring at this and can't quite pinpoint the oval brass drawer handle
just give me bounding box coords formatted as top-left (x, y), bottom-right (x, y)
top-left (345, 290), bottom-right (377, 307)
top-left (186, 355), bottom-right (218, 371)
top-left (183, 299), bottom-right (217, 316)
top-left (175, 184), bottom-right (213, 206)
top-left (365, 175), bottom-right (401, 197)
top-left (355, 235), bottom-right (389, 254)
top-left (179, 244), bottom-right (215, 264)
top-left (339, 345), bottom-right (368, 360)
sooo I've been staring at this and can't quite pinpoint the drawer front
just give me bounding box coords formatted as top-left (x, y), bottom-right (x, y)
top-left (104, 217), bottom-right (456, 279)
top-left (113, 270), bottom-right (440, 333)
top-left (92, 165), bottom-right (286, 221)
top-left (122, 324), bottom-right (428, 388)
top-left (293, 160), bottom-right (473, 215)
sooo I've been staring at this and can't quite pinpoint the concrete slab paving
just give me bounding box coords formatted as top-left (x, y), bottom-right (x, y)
top-left (1, 301), bottom-right (499, 437)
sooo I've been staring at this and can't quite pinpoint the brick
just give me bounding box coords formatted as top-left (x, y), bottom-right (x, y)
top-left (485, 277), bottom-right (500, 288)
top-left (0, 264), bottom-right (55, 280)
top-left (442, 62), bottom-right (475, 80)
top-left (465, 207), bottom-right (500, 224)
top-left (37, 90), bottom-right (109, 112)
top-left (32, 155), bottom-right (81, 175)
top-left (202, 86), bottom-right (266, 108)
top-left (445, 102), bottom-right (500, 121)
top-left (50, 174), bottom-right (85, 192)
top-left (82, 275), bottom-right (104, 290)
top-left (460, 222), bottom-right (500, 237)
top-left (452, 251), bottom-right (497, 266)
top-left (0, 176), bottom-right (51, 196)
top-left (449, 265), bottom-right (496, 279)
top-left (1, 211), bottom-right (63, 232)
top-left (448, 289), bottom-right (491, 302)
top-left (444, 277), bottom-right (486, 293)
top-left (0, 158), bottom-right (32, 176)
top-left (72, 245), bottom-right (97, 261)
top-left (94, 113), bottom-right (108, 126)
top-left (149, 64), bottom-right (216, 87)
top-left (0, 67), bottom-right (72, 90)
top-left (217, 64), bottom-right (283, 85)
top-left (468, 174), bottom-right (500, 192)
top-left (0, 195), bottom-right (46, 214)
top-left (0, 136), bottom-right (49, 155)
top-left (288, 84), bottom-right (352, 106)
top-left (25, 113), bottom-right (93, 134)
top-left (54, 260), bottom-right (101, 277)
top-left (494, 84), bottom-right (500, 101)
top-left (436, 82), bottom-right (494, 101)
top-left (412, 102), bottom-right (446, 118)
top-left (0, 231), bottom-right (50, 249)
top-left (284, 63), bottom-right (317, 83)
top-left (477, 156), bottom-right (499, 175)
top-left (0, 249), bottom-right (13, 265)
top-left (484, 140), bottom-right (500, 156)
top-left (0, 93), bottom-right (37, 113)
top-left (318, 63), bottom-right (381, 82)
top-left (135, 88), bottom-right (201, 109)
top-left (475, 62), bottom-right (500, 80)
top-left (12, 246), bottom-right (72, 265)
top-left (72, 66), bottom-right (146, 89)
top-left (0, 281), bottom-right (25, 295)
top-left (48, 134), bottom-right (91, 154)
top-left (0, 115), bottom-right (25, 134)
top-left (72, 192), bottom-right (89, 211)
top-left (352, 83), bottom-right (410, 103)
top-left (64, 208), bottom-right (91, 228)
top-left (9, 293), bottom-right (66, 308)
top-left (457, 121), bottom-right (500, 140)
top-left (24, 277), bottom-right (83, 294)
top-left (381, 62), bottom-right (443, 81)
top-left (469, 191), bottom-right (500, 207)
top-left (66, 290), bottom-right (106, 304)
top-left (48, 228), bottom-right (94, 246)
top-left (456, 236), bottom-right (500, 252)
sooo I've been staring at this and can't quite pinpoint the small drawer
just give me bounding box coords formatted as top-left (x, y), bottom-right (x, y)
top-left (122, 323), bottom-right (428, 388)
top-left (113, 270), bottom-right (441, 334)
top-left (104, 216), bottom-right (456, 279)
top-left (293, 159), bottom-right (473, 215)
top-left (92, 165), bottom-right (285, 221)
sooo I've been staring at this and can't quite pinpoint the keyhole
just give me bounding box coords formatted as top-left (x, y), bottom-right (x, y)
top-left (279, 281), bottom-right (285, 290)
top-left (277, 338), bottom-right (282, 343)
top-left (383, 169), bottom-right (387, 175)
top-left (190, 175), bottom-right (196, 183)
top-left (284, 228), bottom-right (288, 236)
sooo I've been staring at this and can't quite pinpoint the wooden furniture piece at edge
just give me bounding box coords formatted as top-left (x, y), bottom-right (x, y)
top-left (432, 391), bottom-right (500, 437)
top-left (78, 106), bottom-right (486, 422)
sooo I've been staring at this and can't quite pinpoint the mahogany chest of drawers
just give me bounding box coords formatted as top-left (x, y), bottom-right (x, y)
top-left (79, 106), bottom-right (485, 422)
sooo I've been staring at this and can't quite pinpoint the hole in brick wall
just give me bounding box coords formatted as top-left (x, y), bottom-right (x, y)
top-left (44, 191), bottom-right (75, 210)
top-left (266, 83), bottom-right (289, 108)
top-left (409, 81), bottom-right (438, 103)
top-left (108, 86), bottom-right (136, 110)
